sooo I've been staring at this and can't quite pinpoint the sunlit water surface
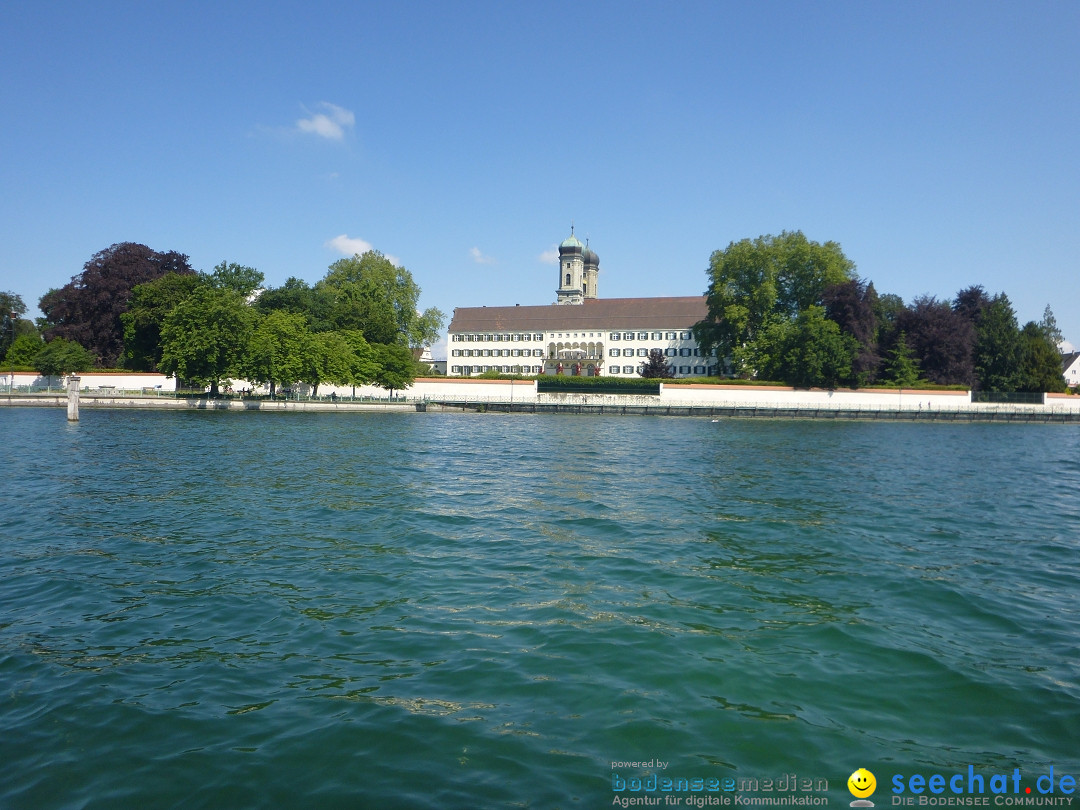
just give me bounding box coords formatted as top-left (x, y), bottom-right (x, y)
top-left (1, 409), bottom-right (1078, 809)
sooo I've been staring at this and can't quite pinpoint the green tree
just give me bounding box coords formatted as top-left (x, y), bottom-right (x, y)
top-left (339, 330), bottom-right (380, 387)
top-left (1017, 322), bottom-right (1067, 393)
top-left (317, 251), bottom-right (445, 348)
top-left (33, 338), bottom-right (96, 377)
top-left (208, 261), bottom-right (264, 297)
top-left (159, 287), bottom-right (255, 395)
top-left (1039, 304), bottom-right (1064, 348)
top-left (245, 310), bottom-right (311, 397)
top-left (882, 332), bottom-right (922, 387)
top-left (121, 272), bottom-right (207, 371)
top-left (638, 348), bottom-right (674, 378)
top-left (694, 231), bottom-right (855, 376)
top-left (255, 277), bottom-right (333, 331)
top-left (1, 291), bottom-right (28, 358)
top-left (772, 305), bottom-right (857, 388)
top-left (5, 333), bottom-right (45, 367)
top-left (971, 293), bottom-right (1021, 391)
top-left (303, 330), bottom-right (379, 396)
top-left (370, 343), bottom-right (421, 397)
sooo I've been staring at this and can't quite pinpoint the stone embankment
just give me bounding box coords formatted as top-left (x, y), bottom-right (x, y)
top-left (3, 375), bottom-right (1078, 421)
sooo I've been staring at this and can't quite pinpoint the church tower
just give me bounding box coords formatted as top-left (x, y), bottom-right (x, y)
top-left (583, 239), bottom-right (599, 300)
top-left (555, 226), bottom-right (599, 304)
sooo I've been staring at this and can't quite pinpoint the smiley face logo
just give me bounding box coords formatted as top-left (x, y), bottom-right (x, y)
top-left (848, 768), bottom-right (877, 799)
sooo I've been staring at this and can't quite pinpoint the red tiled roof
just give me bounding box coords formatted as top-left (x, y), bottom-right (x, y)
top-left (448, 296), bottom-right (708, 333)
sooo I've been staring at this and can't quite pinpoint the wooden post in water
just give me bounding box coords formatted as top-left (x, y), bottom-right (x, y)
top-left (67, 375), bottom-right (80, 421)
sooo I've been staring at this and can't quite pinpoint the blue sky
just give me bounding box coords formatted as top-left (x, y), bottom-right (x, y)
top-left (2, 1), bottom-right (1078, 354)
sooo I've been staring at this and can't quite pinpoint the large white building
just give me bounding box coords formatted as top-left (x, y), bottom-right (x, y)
top-left (447, 229), bottom-right (718, 378)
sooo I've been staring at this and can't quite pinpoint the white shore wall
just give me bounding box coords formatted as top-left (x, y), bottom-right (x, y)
top-left (1, 371), bottom-right (175, 391)
top-left (4, 372), bottom-right (1079, 413)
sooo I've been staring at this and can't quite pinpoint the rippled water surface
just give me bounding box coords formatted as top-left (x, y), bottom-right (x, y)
top-left (2, 409), bottom-right (1078, 809)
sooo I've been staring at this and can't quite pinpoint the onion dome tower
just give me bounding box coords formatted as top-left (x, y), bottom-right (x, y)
top-left (582, 239), bottom-right (599, 300)
top-left (556, 226), bottom-right (585, 305)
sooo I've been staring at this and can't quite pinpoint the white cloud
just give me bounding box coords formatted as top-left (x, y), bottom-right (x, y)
top-left (297, 102), bottom-right (355, 140)
top-left (325, 234), bottom-right (400, 266)
top-left (470, 247), bottom-right (496, 265)
top-left (539, 248), bottom-right (559, 264)
top-left (326, 234), bottom-right (373, 255)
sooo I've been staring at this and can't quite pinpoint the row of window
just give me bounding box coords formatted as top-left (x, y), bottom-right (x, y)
top-left (609, 331), bottom-right (693, 341)
top-left (452, 347), bottom-right (714, 358)
top-left (451, 365), bottom-right (545, 374)
top-left (609, 347), bottom-right (707, 358)
top-left (452, 333), bottom-right (544, 342)
top-left (609, 365), bottom-right (713, 375)
top-left (447, 365), bottom-right (717, 376)
top-left (452, 349), bottom-right (546, 357)
top-left (451, 330), bottom-right (697, 343)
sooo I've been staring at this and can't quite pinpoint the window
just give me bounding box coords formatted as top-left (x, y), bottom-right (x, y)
top-left (610, 332), bottom-right (620, 340)
top-left (638, 332), bottom-right (648, 340)
top-left (680, 348), bottom-right (691, 357)
top-left (534, 333), bottom-right (543, 341)
top-left (565, 273), bottom-right (571, 285)
top-left (666, 332), bottom-right (676, 340)
top-left (665, 348), bottom-right (676, 357)
top-left (681, 331), bottom-right (692, 340)
top-left (623, 366), bottom-right (635, 374)
top-left (610, 348), bottom-right (620, 357)
top-left (452, 334), bottom-right (461, 342)
top-left (680, 366), bottom-right (690, 374)
top-left (637, 348), bottom-right (648, 357)
top-left (624, 332), bottom-right (634, 340)
top-left (694, 366), bottom-right (705, 375)
top-left (451, 366), bottom-right (461, 374)
top-left (651, 332), bottom-right (662, 340)
top-left (694, 348), bottom-right (701, 357)
top-left (452, 349), bottom-right (461, 357)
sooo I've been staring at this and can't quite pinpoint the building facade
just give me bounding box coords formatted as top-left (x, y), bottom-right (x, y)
top-left (447, 229), bottom-right (717, 378)
top-left (1063, 352), bottom-right (1080, 388)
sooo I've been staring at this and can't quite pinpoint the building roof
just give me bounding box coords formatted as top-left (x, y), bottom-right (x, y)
top-left (448, 296), bottom-right (708, 333)
top-left (1063, 351), bottom-right (1080, 372)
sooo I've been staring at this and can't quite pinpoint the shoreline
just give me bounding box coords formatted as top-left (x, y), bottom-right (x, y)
top-left (3, 393), bottom-right (1079, 422)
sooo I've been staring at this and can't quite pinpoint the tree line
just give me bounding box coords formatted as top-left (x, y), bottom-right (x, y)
top-left (692, 231), bottom-right (1067, 392)
top-left (2, 233), bottom-right (1070, 393)
top-left (1, 242), bottom-right (445, 396)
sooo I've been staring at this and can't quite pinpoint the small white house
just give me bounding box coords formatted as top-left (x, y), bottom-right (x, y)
top-left (1063, 352), bottom-right (1080, 388)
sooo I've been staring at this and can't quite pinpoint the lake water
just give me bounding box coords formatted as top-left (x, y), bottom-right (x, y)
top-left (1, 408), bottom-right (1078, 809)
